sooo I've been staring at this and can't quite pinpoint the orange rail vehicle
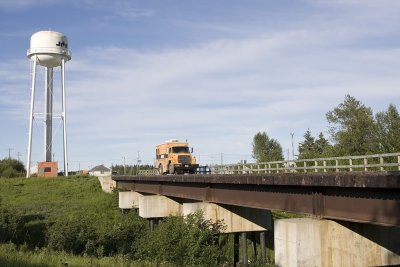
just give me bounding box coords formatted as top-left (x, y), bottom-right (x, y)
top-left (155, 139), bottom-right (198, 174)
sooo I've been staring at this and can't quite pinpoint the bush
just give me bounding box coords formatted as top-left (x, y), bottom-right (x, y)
top-left (47, 215), bottom-right (97, 254)
top-left (138, 211), bottom-right (225, 266)
top-left (47, 210), bottom-right (147, 258)
top-left (95, 210), bottom-right (147, 257)
top-left (0, 159), bottom-right (25, 178)
top-left (0, 204), bottom-right (23, 243)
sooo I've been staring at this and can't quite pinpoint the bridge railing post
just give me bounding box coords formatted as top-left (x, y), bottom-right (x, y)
top-left (349, 158), bottom-right (353, 172)
top-left (398, 156), bottom-right (400, 171)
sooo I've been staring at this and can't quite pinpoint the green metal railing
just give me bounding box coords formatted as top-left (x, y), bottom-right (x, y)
top-left (138, 169), bottom-right (159, 175)
top-left (210, 152), bottom-right (400, 174)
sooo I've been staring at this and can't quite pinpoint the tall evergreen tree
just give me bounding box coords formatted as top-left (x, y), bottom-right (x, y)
top-left (326, 95), bottom-right (378, 156)
top-left (375, 104), bottom-right (400, 153)
top-left (252, 132), bottom-right (284, 163)
top-left (298, 129), bottom-right (316, 159)
top-left (298, 130), bottom-right (331, 159)
top-left (315, 132), bottom-right (331, 156)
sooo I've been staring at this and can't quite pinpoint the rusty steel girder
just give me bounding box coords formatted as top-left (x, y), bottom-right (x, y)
top-left (113, 172), bottom-right (400, 227)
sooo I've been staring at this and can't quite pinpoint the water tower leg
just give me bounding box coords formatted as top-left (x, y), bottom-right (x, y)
top-left (61, 59), bottom-right (68, 176)
top-left (26, 58), bottom-right (37, 178)
top-left (44, 67), bottom-right (53, 162)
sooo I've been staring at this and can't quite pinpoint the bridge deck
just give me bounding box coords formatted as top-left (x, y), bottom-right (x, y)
top-left (113, 172), bottom-right (400, 227)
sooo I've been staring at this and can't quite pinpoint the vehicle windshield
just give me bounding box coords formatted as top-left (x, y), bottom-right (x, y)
top-left (171, 146), bottom-right (189, 153)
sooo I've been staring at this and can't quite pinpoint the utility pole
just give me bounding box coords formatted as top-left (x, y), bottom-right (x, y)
top-left (290, 132), bottom-right (295, 161)
top-left (136, 151), bottom-right (141, 175)
top-left (17, 152), bottom-right (22, 162)
top-left (123, 156), bottom-right (126, 175)
top-left (7, 148), bottom-right (13, 159)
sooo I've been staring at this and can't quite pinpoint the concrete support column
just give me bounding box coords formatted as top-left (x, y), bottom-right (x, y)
top-left (250, 232), bottom-right (257, 262)
top-left (118, 191), bottom-right (142, 209)
top-left (149, 219), bottom-right (155, 232)
top-left (260, 231), bottom-right (266, 264)
top-left (139, 195), bottom-right (182, 218)
top-left (233, 233), bottom-right (239, 267)
top-left (275, 218), bottom-right (400, 267)
top-left (241, 232), bottom-right (248, 267)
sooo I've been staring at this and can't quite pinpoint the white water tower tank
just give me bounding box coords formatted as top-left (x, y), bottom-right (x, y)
top-left (27, 31), bottom-right (71, 67)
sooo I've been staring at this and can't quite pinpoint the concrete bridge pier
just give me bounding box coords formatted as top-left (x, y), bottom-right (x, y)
top-left (118, 191), bottom-right (142, 209)
top-left (275, 218), bottom-right (400, 267)
top-left (119, 192), bottom-right (182, 231)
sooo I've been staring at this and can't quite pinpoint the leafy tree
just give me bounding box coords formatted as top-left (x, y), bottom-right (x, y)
top-left (252, 132), bottom-right (284, 162)
top-left (375, 104), bottom-right (400, 153)
top-left (326, 95), bottom-right (378, 155)
top-left (0, 159), bottom-right (25, 178)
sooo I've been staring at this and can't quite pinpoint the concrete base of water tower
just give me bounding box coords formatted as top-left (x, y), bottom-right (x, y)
top-left (37, 161), bottom-right (58, 177)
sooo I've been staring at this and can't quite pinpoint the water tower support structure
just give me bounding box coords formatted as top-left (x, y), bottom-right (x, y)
top-left (44, 66), bottom-right (53, 162)
top-left (61, 59), bottom-right (69, 177)
top-left (26, 30), bottom-right (71, 178)
top-left (26, 58), bottom-right (37, 177)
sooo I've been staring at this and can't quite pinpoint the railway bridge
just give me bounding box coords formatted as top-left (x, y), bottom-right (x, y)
top-left (113, 153), bottom-right (400, 267)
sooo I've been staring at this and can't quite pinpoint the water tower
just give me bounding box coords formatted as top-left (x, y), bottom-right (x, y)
top-left (26, 30), bottom-right (71, 177)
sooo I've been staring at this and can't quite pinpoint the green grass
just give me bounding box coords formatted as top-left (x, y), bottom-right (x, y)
top-left (0, 242), bottom-right (156, 267)
top-left (0, 176), bottom-right (152, 266)
top-left (0, 176), bottom-right (117, 220)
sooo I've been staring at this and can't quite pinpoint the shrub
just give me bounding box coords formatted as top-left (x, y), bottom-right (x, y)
top-left (138, 211), bottom-right (225, 266)
top-left (0, 204), bottom-right (23, 243)
top-left (47, 215), bottom-right (96, 254)
top-left (0, 159), bottom-right (25, 178)
top-left (95, 210), bottom-right (147, 257)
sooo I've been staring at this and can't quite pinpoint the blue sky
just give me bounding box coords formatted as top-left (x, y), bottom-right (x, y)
top-left (1, 0), bottom-right (400, 171)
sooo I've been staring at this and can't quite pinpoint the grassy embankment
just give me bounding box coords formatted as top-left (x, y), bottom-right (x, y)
top-left (0, 176), bottom-right (147, 266)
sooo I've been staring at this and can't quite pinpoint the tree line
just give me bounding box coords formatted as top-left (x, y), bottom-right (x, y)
top-left (252, 95), bottom-right (400, 162)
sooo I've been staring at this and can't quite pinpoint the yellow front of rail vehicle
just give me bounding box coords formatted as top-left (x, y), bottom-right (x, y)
top-left (155, 139), bottom-right (198, 174)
